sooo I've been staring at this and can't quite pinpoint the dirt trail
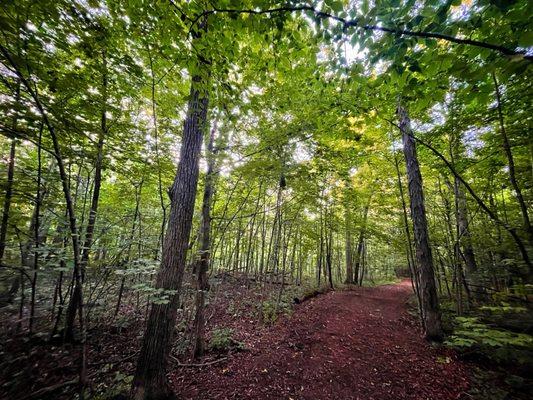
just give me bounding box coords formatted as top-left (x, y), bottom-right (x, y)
top-left (172, 280), bottom-right (469, 399)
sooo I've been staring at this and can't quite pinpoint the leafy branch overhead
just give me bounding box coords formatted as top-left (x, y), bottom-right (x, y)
top-left (0, 0), bottom-right (531, 399)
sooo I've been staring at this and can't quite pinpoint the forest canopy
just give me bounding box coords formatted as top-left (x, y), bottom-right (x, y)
top-left (0, 0), bottom-right (532, 399)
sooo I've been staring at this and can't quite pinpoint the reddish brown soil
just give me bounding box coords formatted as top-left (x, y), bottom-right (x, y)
top-left (171, 280), bottom-right (470, 399)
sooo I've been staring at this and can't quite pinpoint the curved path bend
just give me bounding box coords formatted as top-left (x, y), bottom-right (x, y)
top-left (172, 280), bottom-right (469, 400)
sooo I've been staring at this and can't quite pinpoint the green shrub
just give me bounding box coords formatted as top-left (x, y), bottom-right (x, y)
top-left (446, 316), bottom-right (533, 364)
top-left (260, 294), bottom-right (292, 323)
top-left (209, 328), bottom-right (243, 352)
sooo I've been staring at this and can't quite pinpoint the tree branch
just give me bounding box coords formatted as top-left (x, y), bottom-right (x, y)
top-left (193, 6), bottom-right (530, 61)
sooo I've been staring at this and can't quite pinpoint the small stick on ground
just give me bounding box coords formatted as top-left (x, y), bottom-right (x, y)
top-left (169, 355), bottom-right (227, 367)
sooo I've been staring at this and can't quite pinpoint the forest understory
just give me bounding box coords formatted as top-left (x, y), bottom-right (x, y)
top-left (1, 0), bottom-right (532, 399)
top-left (1, 278), bottom-right (531, 400)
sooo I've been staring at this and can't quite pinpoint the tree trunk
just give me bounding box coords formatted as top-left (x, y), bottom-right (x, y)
top-left (397, 103), bottom-right (443, 341)
top-left (454, 178), bottom-right (478, 277)
top-left (492, 72), bottom-right (532, 245)
top-left (29, 123), bottom-right (44, 334)
top-left (65, 51), bottom-right (107, 340)
top-left (354, 203), bottom-right (370, 286)
top-left (148, 49), bottom-right (167, 260)
top-left (394, 150), bottom-right (424, 326)
top-left (0, 139), bottom-right (16, 262)
top-left (131, 47), bottom-right (210, 399)
top-left (114, 180), bottom-right (143, 317)
top-left (0, 139), bottom-right (18, 307)
top-left (344, 204), bottom-right (354, 284)
top-left (0, 81), bottom-right (20, 262)
top-left (325, 217), bottom-right (334, 289)
top-left (359, 239), bottom-right (366, 286)
top-left (0, 42), bottom-right (86, 391)
top-left (317, 211), bottom-right (323, 286)
top-left (192, 120), bottom-right (217, 359)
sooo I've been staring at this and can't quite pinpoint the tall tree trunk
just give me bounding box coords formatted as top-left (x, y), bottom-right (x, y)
top-left (317, 209), bottom-right (323, 286)
top-left (0, 139), bottom-right (18, 306)
top-left (325, 215), bottom-right (334, 289)
top-left (65, 51), bottom-right (107, 340)
top-left (397, 103), bottom-right (443, 341)
top-left (29, 123), bottom-right (44, 334)
top-left (394, 150), bottom-right (424, 326)
top-left (269, 178), bottom-right (284, 280)
top-left (344, 203), bottom-right (354, 284)
top-left (492, 72), bottom-right (532, 245)
top-left (0, 142), bottom-right (17, 261)
top-left (359, 239), bottom-right (366, 286)
top-left (148, 49), bottom-right (167, 259)
top-left (131, 36), bottom-right (210, 398)
top-left (454, 179), bottom-right (478, 277)
top-left (244, 183), bottom-right (262, 281)
top-left (0, 42), bottom-right (86, 391)
top-left (193, 120), bottom-right (217, 358)
top-left (114, 180), bottom-right (143, 317)
top-left (0, 80), bottom-right (20, 261)
top-left (0, 97), bottom-right (25, 316)
top-left (354, 202), bottom-right (370, 286)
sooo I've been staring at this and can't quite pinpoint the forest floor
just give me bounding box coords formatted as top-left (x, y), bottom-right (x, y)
top-left (172, 280), bottom-right (470, 399)
top-left (3, 278), bottom-right (529, 399)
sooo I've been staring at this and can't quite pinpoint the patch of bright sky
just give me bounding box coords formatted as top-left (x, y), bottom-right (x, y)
top-left (292, 140), bottom-right (313, 164)
top-left (0, 64), bottom-right (17, 79)
top-left (26, 22), bottom-right (38, 32)
top-left (463, 126), bottom-right (488, 156)
top-left (413, 103), bottom-right (446, 133)
top-left (449, 0), bottom-right (474, 22)
top-left (389, 139), bottom-right (402, 152)
top-left (75, 0), bottom-right (110, 18)
top-left (67, 33), bottom-right (80, 45)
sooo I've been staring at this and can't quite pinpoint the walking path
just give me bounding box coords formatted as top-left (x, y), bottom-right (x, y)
top-left (172, 280), bottom-right (469, 399)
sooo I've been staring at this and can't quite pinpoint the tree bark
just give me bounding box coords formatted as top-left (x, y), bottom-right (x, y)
top-left (0, 139), bottom-right (18, 306)
top-left (354, 203), bottom-right (370, 286)
top-left (65, 50), bottom-right (107, 339)
top-left (492, 72), bottom-right (532, 246)
top-left (454, 179), bottom-right (478, 275)
top-left (192, 119), bottom-right (217, 359)
top-left (0, 80), bottom-right (20, 262)
top-left (148, 49), bottom-right (167, 259)
top-left (0, 42), bottom-right (86, 390)
top-left (394, 150), bottom-right (424, 326)
top-left (344, 203), bottom-right (354, 284)
top-left (29, 122), bottom-right (44, 334)
top-left (397, 103), bottom-right (443, 341)
top-left (406, 127), bottom-right (532, 279)
top-left (131, 40), bottom-right (210, 398)
top-left (0, 141), bottom-right (17, 262)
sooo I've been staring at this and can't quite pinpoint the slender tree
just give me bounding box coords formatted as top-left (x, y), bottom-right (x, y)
top-left (397, 102), bottom-right (443, 341)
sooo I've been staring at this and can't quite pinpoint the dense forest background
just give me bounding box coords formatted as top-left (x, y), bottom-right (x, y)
top-left (0, 0), bottom-right (531, 399)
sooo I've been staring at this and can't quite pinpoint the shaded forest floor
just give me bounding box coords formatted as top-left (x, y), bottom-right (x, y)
top-left (173, 280), bottom-right (470, 399)
top-left (2, 279), bottom-right (531, 399)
